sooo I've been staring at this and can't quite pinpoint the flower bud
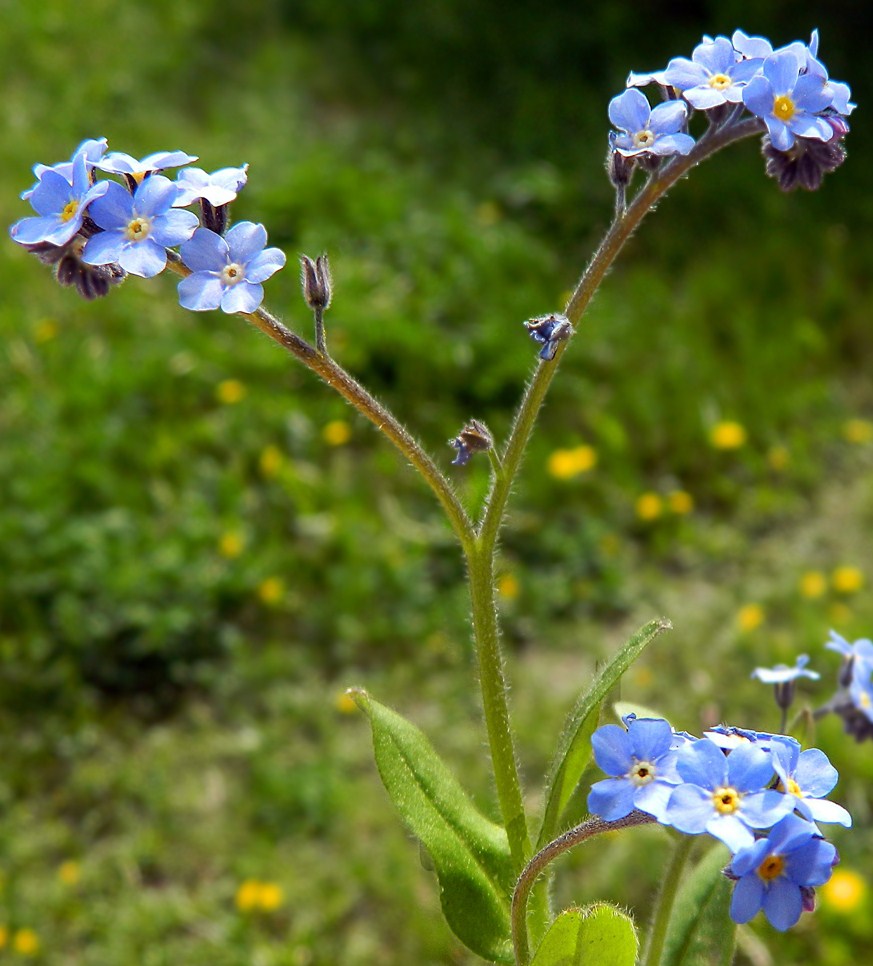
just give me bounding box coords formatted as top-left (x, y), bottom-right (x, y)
top-left (523, 313), bottom-right (572, 361)
top-left (300, 254), bottom-right (332, 311)
top-left (448, 418), bottom-right (493, 466)
top-left (762, 134), bottom-right (847, 192)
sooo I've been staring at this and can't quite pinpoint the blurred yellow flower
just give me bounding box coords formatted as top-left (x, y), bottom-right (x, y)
top-left (635, 492), bottom-right (663, 522)
top-left (832, 566), bottom-right (864, 595)
top-left (335, 690), bottom-right (359, 715)
top-left (322, 419), bottom-right (352, 446)
top-left (34, 319), bottom-right (59, 343)
top-left (799, 570), bottom-right (827, 599)
top-left (259, 445), bottom-right (284, 478)
top-left (235, 879), bottom-right (262, 913)
top-left (821, 868), bottom-right (867, 913)
top-left (258, 882), bottom-right (284, 911)
top-left (13, 929), bottom-right (39, 956)
top-left (767, 445), bottom-right (790, 471)
top-left (58, 860), bottom-right (80, 886)
top-left (497, 574), bottom-right (520, 600)
top-left (257, 577), bottom-right (284, 606)
top-left (219, 531), bottom-right (244, 559)
top-left (667, 490), bottom-right (694, 515)
top-left (737, 603), bottom-right (765, 633)
top-left (216, 378), bottom-right (246, 405)
top-left (709, 421), bottom-right (747, 450)
top-left (547, 445), bottom-right (597, 480)
top-left (843, 418), bottom-right (873, 444)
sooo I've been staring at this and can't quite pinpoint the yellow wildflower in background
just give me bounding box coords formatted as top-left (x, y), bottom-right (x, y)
top-left (737, 603), bottom-right (765, 633)
top-left (236, 879), bottom-right (262, 913)
top-left (322, 420), bottom-right (351, 447)
top-left (799, 571), bottom-right (827, 599)
top-left (259, 445), bottom-right (284, 478)
top-left (58, 860), bottom-right (80, 885)
top-left (667, 490), bottom-right (694, 515)
top-left (216, 378), bottom-right (246, 405)
top-left (635, 492), bottom-right (663, 522)
top-left (821, 868), bottom-right (867, 913)
top-left (257, 577), bottom-right (284, 606)
top-left (767, 445), bottom-right (790, 471)
top-left (843, 418), bottom-right (873, 444)
top-left (13, 929), bottom-right (39, 956)
top-left (335, 690), bottom-right (358, 715)
top-left (832, 566), bottom-right (864, 595)
top-left (258, 882), bottom-right (284, 911)
top-left (497, 574), bottom-right (520, 600)
top-left (219, 531), bottom-right (244, 559)
top-left (709, 421), bottom-right (747, 450)
top-left (546, 445), bottom-right (597, 480)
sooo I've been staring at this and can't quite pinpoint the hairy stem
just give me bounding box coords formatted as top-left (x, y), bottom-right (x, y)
top-left (642, 832), bottom-right (695, 966)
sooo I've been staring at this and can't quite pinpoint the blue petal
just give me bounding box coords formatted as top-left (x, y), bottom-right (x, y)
top-left (81, 229), bottom-right (125, 266)
top-left (181, 228), bottom-right (229, 273)
top-left (246, 248), bottom-right (287, 284)
top-left (225, 221), bottom-right (268, 263)
top-left (88, 182), bottom-right (134, 231)
top-left (608, 89), bottom-right (650, 132)
top-left (587, 778), bottom-right (636, 821)
top-left (761, 878), bottom-right (803, 931)
top-left (730, 873), bottom-right (765, 924)
top-left (179, 273), bottom-right (224, 311)
top-left (221, 280), bottom-right (264, 314)
top-left (118, 238), bottom-right (167, 278)
top-left (592, 724), bottom-right (633, 776)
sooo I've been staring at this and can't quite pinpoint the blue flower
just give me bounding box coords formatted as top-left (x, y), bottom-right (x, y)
top-left (664, 36), bottom-right (762, 110)
top-left (10, 146), bottom-right (110, 247)
top-left (771, 743), bottom-right (851, 827)
top-left (751, 654), bottom-right (819, 685)
top-left (587, 717), bottom-right (682, 822)
top-left (727, 813), bottom-right (837, 931)
top-left (448, 419), bottom-right (493, 467)
top-left (665, 738), bottom-right (794, 851)
top-left (82, 176), bottom-right (199, 278)
top-left (730, 30), bottom-right (774, 61)
top-left (95, 149), bottom-right (198, 179)
top-left (523, 314), bottom-right (572, 361)
top-left (178, 222), bottom-right (286, 314)
top-left (21, 137), bottom-right (108, 201)
top-left (703, 726), bottom-right (799, 756)
top-left (174, 165), bottom-right (249, 208)
top-left (742, 49), bottom-right (835, 151)
top-left (608, 89), bottom-right (695, 158)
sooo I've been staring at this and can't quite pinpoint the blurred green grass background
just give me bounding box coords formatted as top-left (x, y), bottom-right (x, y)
top-left (2, 1), bottom-right (872, 963)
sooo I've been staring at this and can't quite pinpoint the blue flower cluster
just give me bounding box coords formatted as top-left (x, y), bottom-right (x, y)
top-left (612, 29), bottom-right (854, 192)
top-left (587, 715), bottom-right (849, 931)
top-left (10, 139), bottom-right (285, 311)
top-left (824, 631), bottom-right (873, 741)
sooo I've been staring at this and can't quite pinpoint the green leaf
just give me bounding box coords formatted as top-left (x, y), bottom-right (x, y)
top-left (350, 688), bottom-right (515, 964)
top-left (660, 842), bottom-right (733, 966)
top-left (531, 904), bottom-right (638, 966)
top-left (537, 618), bottom-right (672, 849)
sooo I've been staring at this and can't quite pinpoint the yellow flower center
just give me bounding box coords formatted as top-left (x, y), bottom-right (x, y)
top-left (221, 262), bottom-right (244, 287)
top-left (61, 199), bottom-right (80, 223)
top-left (757, 854), bottom-right (786, 882)
top-left (125, 216), bottom-right (152, 242)
top-left (712, 786), bottom-right (741, 814)
top-left (773, 94), bottom-right (796, 121)
top-left (630, 760), bottom-right (656, 786)
top-left (633, 129), bottom-right (656, 150)
top-left (708, 73), bottom-right (732, 91)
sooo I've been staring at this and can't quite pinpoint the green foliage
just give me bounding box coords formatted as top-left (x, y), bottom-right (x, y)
top-left (351, 689), bottom-right (515, 963)
top-left (531, 904), bottom-right (638, 966)
top-left (537, 618), bottom-right (671, 848)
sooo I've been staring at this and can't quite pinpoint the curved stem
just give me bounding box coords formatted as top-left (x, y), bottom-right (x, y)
top-left (164, 254), bottom-right (475, 549)
top-left (511, 811), bottom-right (657, 966)
top-left (642, 832), bottom-right (695, 966)
top-left (478, 116), bottom-right (764, 546)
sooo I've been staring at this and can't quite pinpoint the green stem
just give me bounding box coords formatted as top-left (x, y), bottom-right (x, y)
top-left (642, 833), bottom-right (695, 966)
top-left (511, 812), bottom-right (657, 966)
top-left (164, 254), bottom-right (474, 550)
top-left (467, 539), bottom-right (530, 870)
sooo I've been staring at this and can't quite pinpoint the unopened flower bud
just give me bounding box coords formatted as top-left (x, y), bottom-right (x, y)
top-left (523, 313), bottom-right (572, 361)
top-left (300, 254), bottom-right (332, 311)
top-left (448, 418), bottom-right (493, 466)
top-left (762, 134), bottom-right (847, 192)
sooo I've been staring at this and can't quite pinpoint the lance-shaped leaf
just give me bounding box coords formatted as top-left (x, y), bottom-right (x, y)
top-left (536, 618), bottom-right (671, 849)
top-left (350, 688), bottom-right (516, 964)
top-left (659, 843), bottom-right (733, 966)
top-left (531, 903), bottom-right (638, 966)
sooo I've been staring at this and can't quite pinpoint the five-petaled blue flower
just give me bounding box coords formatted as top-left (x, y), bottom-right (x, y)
top-left (20, 137), bottom-right (108, 202)
top-left (10, 146), bottom-right (109, 248)
top-left (178, 222), bottom-right (286, 314)
top-left (608, 89), bottom-right (695, 158)
top-left (771, 742), bottom-right (852, 828)
top-left (742, 49), bottom-right (836, 151)
top-left (727, 813), bottom-right (838, 931)
top-left (587, 717), bottom-right (682, 822)
top-left (664, 36), bottom-right (762, 110)
top-left (174, 165), bottom-right (249, 208)
top-left (82, 176), bottom-right (199, 278)
top-left (665, 738), bottom-right (794, 851)
top-left (751, 654), bottom-right (820, 685)
top-left (95, 149), bottom-right (198, 179)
